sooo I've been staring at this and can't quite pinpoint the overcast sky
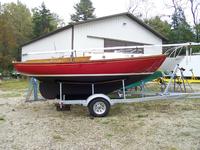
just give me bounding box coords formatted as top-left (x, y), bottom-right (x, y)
top-left (0, 0), bottom-right (194, 25)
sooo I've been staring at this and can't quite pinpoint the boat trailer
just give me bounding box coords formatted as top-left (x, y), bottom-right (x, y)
top-left (56, 64), bottom-right (200, 117)
top-left (24, 42), bottom-right (200, 117)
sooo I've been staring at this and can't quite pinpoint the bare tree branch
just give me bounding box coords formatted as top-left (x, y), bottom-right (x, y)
top-left (189, 0), bottom-right (199, 25)
top-left (188, 0), bottom-right (200, 41)
top-left (127, 0), bottom-right (140, 14)
top-left (127, 0), bottom-right (154, 19)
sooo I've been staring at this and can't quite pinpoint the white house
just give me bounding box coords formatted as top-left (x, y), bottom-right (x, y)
top-left (21, 12), bottom-right (167, 61)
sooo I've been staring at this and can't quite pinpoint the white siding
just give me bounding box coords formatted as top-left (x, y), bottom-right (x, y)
top-left (74, 15), bottom-right (162, 54)
top-left (22, 15), bottom-right (163, 61)
top-left (75, 37), bottom-right (104, 56)
top-left (22, 29), bottom-right (72, 61)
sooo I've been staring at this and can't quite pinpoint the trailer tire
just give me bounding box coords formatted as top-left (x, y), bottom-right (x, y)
top-left (88, 98), bottom-right (110, 117)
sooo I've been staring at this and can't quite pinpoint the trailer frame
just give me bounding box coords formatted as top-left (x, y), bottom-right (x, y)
top-left (57, 64), bottom-right (200, 117)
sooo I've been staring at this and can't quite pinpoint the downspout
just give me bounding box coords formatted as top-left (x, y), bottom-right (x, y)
top-left (71, 25), bottom-right (75, 58)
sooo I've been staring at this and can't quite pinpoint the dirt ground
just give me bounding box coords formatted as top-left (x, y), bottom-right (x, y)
top-left (0, 81), bottom-right (200, 150)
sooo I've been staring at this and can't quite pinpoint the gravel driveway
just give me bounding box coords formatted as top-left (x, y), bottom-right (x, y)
top-left (0, 87), bottom-right (200, 150)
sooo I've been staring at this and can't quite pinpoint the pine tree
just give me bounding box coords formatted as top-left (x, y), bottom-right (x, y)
top-left (32, 2), bottom-right (59, 37)
top-left (170, 7), bottom-right (194, 43)
top-left (71, 0), bottom-right (95, 22)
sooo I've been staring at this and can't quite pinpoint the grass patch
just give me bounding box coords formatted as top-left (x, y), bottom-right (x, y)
top-left (136, 113), bottom-right (148, 118)
top-left (52, 134), bottom-right (64, 141)
top-left (0, 116), bottom-right (5, 122)
top-left (32, 107), bottom-right (40, 112)
top-left (101, 120), bottom-right (110, 124)
top-left (106, 133), bottom-right (113, 138)
top-left (0, 92), bottom-right (21, 98)
top-left (180, 131), bottom-right (191, 137)
top-left (0, 79), bottom-right (28, 91)
top-left (0, 116), bottom-right (5, 120)
top-left (137, 121), bottom-right (145, 126)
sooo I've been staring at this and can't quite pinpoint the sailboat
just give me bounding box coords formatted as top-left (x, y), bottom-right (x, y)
top-left (14, 54), bottom-right (166, 99)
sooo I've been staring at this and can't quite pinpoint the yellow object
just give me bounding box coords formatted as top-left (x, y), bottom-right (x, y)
top-left (25, 56), bottom-right (91, 63)
top-left (163, 78), bottom-right (200, 83)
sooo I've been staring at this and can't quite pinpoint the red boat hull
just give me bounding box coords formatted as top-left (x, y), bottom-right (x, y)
top-left (14, 55), bottom-right (165, 78)
top-left (14, 55), bottom-right (166, 99)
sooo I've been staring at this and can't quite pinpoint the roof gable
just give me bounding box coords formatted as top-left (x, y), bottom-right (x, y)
top-left (22, 12), bottom-right (167, 47)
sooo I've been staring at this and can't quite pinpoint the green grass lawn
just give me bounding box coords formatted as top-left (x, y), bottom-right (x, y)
top-left (0, 79), bottom-right (29, 98)
top-left (0, 79), bottom-right (28, 91)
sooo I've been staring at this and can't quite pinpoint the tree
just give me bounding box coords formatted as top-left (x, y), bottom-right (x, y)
top-left (144, 16), bottom-right (172, 40)
top-left (0, 14), bottom-right (17, 73)
top-left (32, 2), bottom-right (59, 37)
top-left (0, 1), bottom-right (32, 73)
top-left (170, 6), bottom-right (194, 43)
top-left (71, 0), bottom-right (95, 22)
top-left (188, 0), bottom-right (200, 42)
top-left (2, 1), bottom-right (33, 60)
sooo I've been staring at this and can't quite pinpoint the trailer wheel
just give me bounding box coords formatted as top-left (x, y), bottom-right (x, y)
top-left (88, 98), bottom-right (110, 117)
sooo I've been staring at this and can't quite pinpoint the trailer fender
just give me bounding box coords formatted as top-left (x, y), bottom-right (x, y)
top-left (85, 94), bottom-right (112, 106)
